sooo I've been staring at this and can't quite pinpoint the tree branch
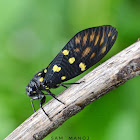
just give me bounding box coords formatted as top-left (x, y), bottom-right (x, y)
top-left (5, 41), bottom-right (140, 140)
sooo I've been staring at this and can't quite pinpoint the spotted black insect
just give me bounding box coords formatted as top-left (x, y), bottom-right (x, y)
top-left (26, 25), bottom-right (118, 120)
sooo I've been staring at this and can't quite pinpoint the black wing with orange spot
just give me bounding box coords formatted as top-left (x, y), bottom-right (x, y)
top-left (44, 25), bottom-right (117, 87)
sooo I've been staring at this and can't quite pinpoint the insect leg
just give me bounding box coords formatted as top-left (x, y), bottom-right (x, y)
top-left (59, 81), bottom-right (85, 88)
top-left (40, 96), bottom-right (52, 121)
top-left (31, 98), bottom-right (36, 112)
top-left (62, 82), bottom-right (81, 85)
top-left (64, 81), bottom-right (85, 85)
top-left (58, 84), bottom-right (68, 89)
top-left (47, 91), bottom-right (65, 105)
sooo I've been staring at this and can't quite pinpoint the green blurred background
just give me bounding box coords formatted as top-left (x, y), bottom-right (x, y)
top-left (1, 0), bottom-right (140, 140)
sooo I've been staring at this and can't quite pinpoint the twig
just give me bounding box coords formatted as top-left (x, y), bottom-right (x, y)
top-left (5, 41), bottom-right (140, 140)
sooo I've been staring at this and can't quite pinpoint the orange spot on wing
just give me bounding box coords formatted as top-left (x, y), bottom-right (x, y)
top-left (90, 31), bottom-right (95, 42)
top-left (75, 35), bottom-right (81, 44)
top-left (82, 47), bottom-right (91, 57)
top-left (94, 32), bottom-right (100, 46)
top-left (101, 45), bottom-right (107, 54)
top-left (74, 48), bottom-right (80, 52)
top-left (112, 34), bottom-right (116, 40)
top-left (100, 31), bottom-right (105, 46)
top-left (82, 33), bottom-right (88, 46)
top-left (108, 31), bottom-right (112, 37)
top-left (90, 52), bottom-right (95, 59)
